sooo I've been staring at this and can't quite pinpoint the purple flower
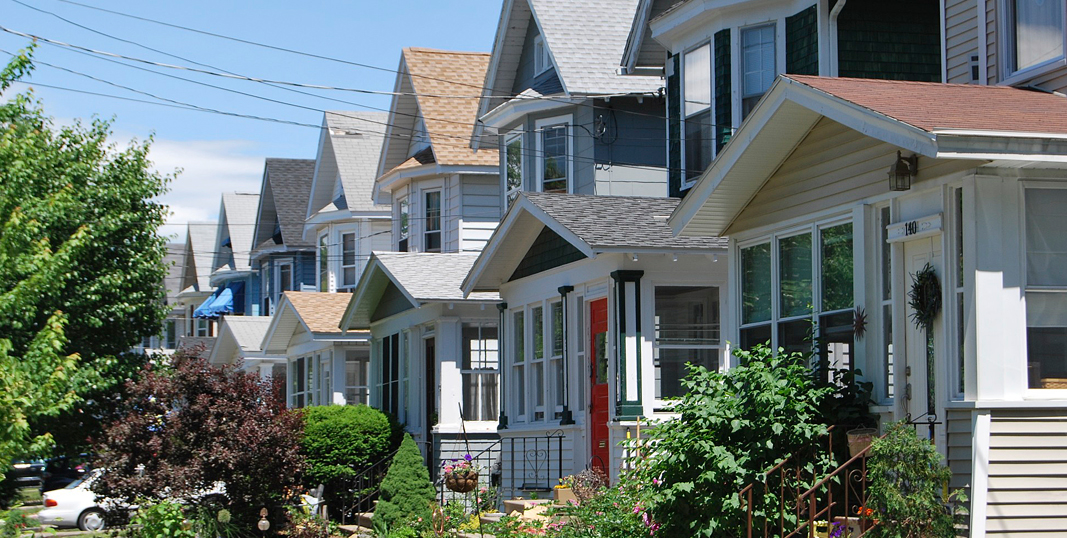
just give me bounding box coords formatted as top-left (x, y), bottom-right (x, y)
top-left (464, 454), bottom-right (473, 462)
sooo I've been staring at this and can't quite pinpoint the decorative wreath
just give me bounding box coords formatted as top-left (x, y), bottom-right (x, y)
top-left (908, 263), bottom-right (942, 331)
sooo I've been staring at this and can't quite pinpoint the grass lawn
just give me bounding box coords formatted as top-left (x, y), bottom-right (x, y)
top-left (17, 487), bottom-right (42, 505)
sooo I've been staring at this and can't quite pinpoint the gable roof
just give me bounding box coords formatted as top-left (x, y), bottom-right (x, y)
top-left (181, 221), bottom-right (218, 293)
top-left (213, 192), bottom-right (260, 274)
top-left (262, 291), bottom-right (368, 353)
top-left (163, 241), bottom-right (185, 306)
top-left (208, 316), bottom-right (275, 365)
top-left (342, 252), bottom-right (500, 329)
top-left (670, 75), bottom-right (1067, 238)
top-left (622, 0), bottom-right (681, 74)
top-left (463, 192), bottom-right (726, 293)
top-left (252, 158), bottom-right (316, 254)
top-left (477, 0), bottom-right (663, 124)
top-left (306, 112), bottom-right (390, 219)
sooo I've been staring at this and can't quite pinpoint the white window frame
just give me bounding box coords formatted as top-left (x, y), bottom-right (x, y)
top-left (681, 41), bottom-right (713, 190)
top-left (318, 232), bottom-right (330, 292)
top-left (397, 195), bottom-right (410, 252)
top-left (345, 349), bottom-right (370, 406)
top-left (320, 351), bottom-right (332, 405)
top-left (504, 129), bottom-right (524, 207)
top-left (290, 355), bottom-right (310, 408)
top-left (260, 260), bottom-right (272, 315)
top-left (533, 35), bottom-right (551, 74)
top-left (738, 21), bottom-right (779, 121)
top-left (274, 258), bottom-right (294, 305)
top-left (339, 229), bottom-right (358, 291)
top-left (422, 189), bottom-right (442, 253)
top-left (999, 0), bottom-right (1067, 84)
top-left (461, 323), bottom-right (500, 422)
top-left (548, 300), bottom-right (564, 420)
top-left (535, 114), bottom-right (573, 194)
top-left (1021, 181), bottom-right (1067, 396)
top-left (651, 284), bottom-right (723, 408)
top-left (876, 204), bottom-right (896, 405)
top-left (510, 308), bottom-right (527, 423)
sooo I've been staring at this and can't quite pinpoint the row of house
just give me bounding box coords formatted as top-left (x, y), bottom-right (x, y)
top-left (151, 0), bottom-right (1067, 533)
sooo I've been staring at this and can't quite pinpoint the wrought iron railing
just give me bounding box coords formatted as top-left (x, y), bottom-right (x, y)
top-left (435, 438), bottom-right (502, 507)
top-left (503, 430), bottom-right (565, 498)
top-left (340, 448), bottom-right (399, 525)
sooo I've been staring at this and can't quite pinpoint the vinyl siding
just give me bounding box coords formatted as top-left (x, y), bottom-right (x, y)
top-left (498, 430), bottom-right (576, 494)
top-left (459, 174), bottom-right (501, 253)
top-left (445, 174), bottom-right (462, 254)
top-left (986, 0), bottom-right (997, 84)
top-left (986, 409), bottom-right (1067, 535)
top-left (946, 408), bottom-right (973, 535)
top-left (727, 118), bottom-right (978, 235)
top-left (945, 0), bottom-right (979, 84)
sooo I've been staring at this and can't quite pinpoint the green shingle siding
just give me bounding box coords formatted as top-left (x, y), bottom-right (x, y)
top-left (786, 5), bottom-right (819, 76)
top-left (510, 226), bottom-right (586, 281)
top-left (667, 54), bottom-right (682, 198)
top-left (837, 0), bottom-right (941, 81)
top-left (714, 29), bottom-right (732, 153)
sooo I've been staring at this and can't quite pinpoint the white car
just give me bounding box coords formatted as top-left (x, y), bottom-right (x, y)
top-left (35, 471), bottom-right (126, 531)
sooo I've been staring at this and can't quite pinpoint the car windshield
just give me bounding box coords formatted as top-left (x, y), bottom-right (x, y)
top-left (64, 477), bottom-right (86, 489)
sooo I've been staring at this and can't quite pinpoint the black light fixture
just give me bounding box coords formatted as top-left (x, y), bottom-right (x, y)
top-left (888, 151), bottom-right (918, 191)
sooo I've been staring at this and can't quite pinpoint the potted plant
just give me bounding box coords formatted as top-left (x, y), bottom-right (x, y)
top-left (553, 476), bottom-right (577, 504)
top-left (443, 455), bottom-right (479, 493)
top-left (846, 427), bottom-right (877, 458)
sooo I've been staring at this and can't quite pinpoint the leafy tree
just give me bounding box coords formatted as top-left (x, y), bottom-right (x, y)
top-left (634, 344), bottom-right (834, 537)
top-left (92, 349), bottom-right (305, 528)
top-left (0, 45), bottom-right (170, 469)
top-left (374, 434), bottom-right (434, 529)
top-left (301, 404), bottom-right (399, 515)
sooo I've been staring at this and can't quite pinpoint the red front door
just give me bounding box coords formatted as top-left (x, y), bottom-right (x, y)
top-left (589, 298), bottom-right (610, 471)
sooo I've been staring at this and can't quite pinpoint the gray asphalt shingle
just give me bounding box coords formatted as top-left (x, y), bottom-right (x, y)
top-left (375, 252), bottom-right (500, 302)
top-left (324, 111), bottom-right (390, 212)
top-left (258, 158), bottom-right (316, 251)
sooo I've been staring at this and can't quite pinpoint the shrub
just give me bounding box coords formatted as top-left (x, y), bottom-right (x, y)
top-left (633, 343), bottom-right (834, 537)
top-left (373, 434), bottom-right (434, 529)
top-left (130, 500), bottom-right (195, 538)
top-left (867, 423), bottom-right (966, 538)
top-left (301, 405), bottom-right (398, 515)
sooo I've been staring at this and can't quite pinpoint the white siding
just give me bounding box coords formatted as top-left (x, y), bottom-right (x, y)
top-left (946, 407), bottom-right (974, 532)
top-left (986, 0), bottom-right (997, 84)
top-left (445, 174), bottom-right (462, 254)
top-left (985, 409), bottom-right (1067, 535)
top-left (498, 429), bottom-right (578, 497)
top-left (945, 0), bottom-right (979, 84)
top-left (459, 174), bottom-right (502, 253)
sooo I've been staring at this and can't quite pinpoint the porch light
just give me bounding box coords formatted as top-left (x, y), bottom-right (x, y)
top-left (888, 151), bottom-right (918, 191)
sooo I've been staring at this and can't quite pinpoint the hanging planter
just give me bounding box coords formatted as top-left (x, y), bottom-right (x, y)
top-left (908, 263), bottom-right (942, 331)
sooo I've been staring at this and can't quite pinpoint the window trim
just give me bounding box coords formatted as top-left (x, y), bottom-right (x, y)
top-left (318, 232), bottom-right (330, 292)
top-left (345, 349), bottom-right (370, 406)
top-left (681, 41), bottom-right (713, 190)
top-left (422, 189), bottom-right (442, 253)
top-left (1021, 181), bottom-right (1067, 395)
top-left (534, 114), bottom-right (573, 194)
top-left (651, 283), bottom-right (724, 408)
top-left (533, 35), bottom-right (551, 75)
top-left (274, 258), bottom-right (294, 305)
top-left (340, 230), bottom-right (358, 290)
top-left (999, 0), bottom-right (1067, 84)
top-left (738, 21), bottom-right (779, 121)
top-left (461, 323), bottom-right (500, 422)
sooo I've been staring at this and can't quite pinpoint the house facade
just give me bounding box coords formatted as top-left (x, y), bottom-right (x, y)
top-left (304, 111), bottom-right (393, 293)
top-left (251, 158), bottom-right (318, 316)
top-left (176, 221), bottom-right (220, 356)
top-left (475, 0), bottom-right (669, 209)
top-left (208, 316), bottom-right (284, 381)
top-left (624, 0), bottom-right (941, 197)
top-left (670, 74), bottom-right (1067, 536)
top-left (463, 192), bottom-right (728, 495)
top-left (201, 192), bottom-right (261, 318)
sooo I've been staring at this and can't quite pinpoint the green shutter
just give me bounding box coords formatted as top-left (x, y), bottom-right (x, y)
top-left (714, 29), bottom-right (732, 153)
top-left (667, 53), bottom-right (682, 198)
top-left (786, 4), bottom-right (819, 75)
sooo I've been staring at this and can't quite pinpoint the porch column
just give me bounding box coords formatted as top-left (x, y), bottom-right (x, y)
top-left (258, 362), bottom-right (273, 382)
top-left (558, 285), bottom-right (575, 425)
top-left (611, 270), bottom-right (644, 420)
top-left (496, 302), bottom-right (508, 429)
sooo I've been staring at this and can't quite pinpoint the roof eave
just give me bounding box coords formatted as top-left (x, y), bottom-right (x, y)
top-left (480, 95), bottom-right (584, 133)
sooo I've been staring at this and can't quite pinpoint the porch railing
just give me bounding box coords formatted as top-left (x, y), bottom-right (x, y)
top-left (340, 448), bottom-right (399, 524)
top-left (503, 430), bottom-right (565, 498)
top-left (738, 427), bottom-right (882, 538)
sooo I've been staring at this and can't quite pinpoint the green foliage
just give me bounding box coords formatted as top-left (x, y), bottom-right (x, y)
top-left (286, 506), bottom-right (338, 538)
top-left (373, 434), bottom-right (434, 530)
top-left (301, 404), bottom-right (398, 513)
top-left (545, 480), bottom-right (655, 538)
top-left (867, 423), bottom-right (966, 538)
top-left (633, 344), bottom-right (834, 537)
top-left (0, 45), bottom-right (171, 469)
top-left (0, 506), bottom-right (35, 538)
top-left (131, 500), bottom-right (195, 538)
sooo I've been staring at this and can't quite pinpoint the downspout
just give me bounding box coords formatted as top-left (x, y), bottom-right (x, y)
top-left (829, 0), bottom-right (847, 77)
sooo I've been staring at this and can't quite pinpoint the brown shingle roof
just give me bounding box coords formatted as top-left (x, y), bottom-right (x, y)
top-left (786, 75), bottom-right (1067, 134)
top-left (403, 48), bottom-right (498, 167)
top-left (282, 291), bottom-right (354, 335)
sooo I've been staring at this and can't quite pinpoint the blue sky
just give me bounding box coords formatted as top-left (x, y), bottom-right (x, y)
top-left (0, 0), bottom-right (501, 239)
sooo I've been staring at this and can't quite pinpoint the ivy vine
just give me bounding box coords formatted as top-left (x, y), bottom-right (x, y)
top-left (908, 263), bottom-right (942, 331)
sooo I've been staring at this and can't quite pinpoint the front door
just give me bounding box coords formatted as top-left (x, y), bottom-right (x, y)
top-left (589, 298), bottom-right (610, 471)
top-left (903, 236), bottom-right (945, 446)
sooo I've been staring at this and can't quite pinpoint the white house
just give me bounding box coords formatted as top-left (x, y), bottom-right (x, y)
top-left (669, 73), bottom-right (1067, 536)
top-left (462, 192), bottom-right (727, 495)
top-left (176, 221), bottom-right (220, 356)
top-left (208, 316), bottom-right (283, 381)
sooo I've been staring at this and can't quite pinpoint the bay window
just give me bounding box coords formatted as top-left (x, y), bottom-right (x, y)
top-left (318, 234), bottom-right (329, 292)
top-left (505, 133), bottom-right (523, 207)
top-left (424, 191), bottom-right (441, 252)
top-left (654, 286), bottom-right (721, 401)
top-left (683, 43), bottom-right (713, 185)
top-left (537, 116), bottom-right (570, 193)
top-left (1007, 0), bottom-right (1065, 75)
top-left (1025, 188), bottom-right (1067, 389)
top-left (741, 23), bottom-right (776, 119)
top-left (738, 221), bottom-right (854, 369)
top-left (341, 232), bottom-right (357, 290)
top-left (398, 197), bottom-right (409, 252)
top-left (462, 324), bottom-right (499, 421)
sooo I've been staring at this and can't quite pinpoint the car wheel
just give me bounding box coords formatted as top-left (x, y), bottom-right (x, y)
top-left (78, 508), bottom-right (106, 532)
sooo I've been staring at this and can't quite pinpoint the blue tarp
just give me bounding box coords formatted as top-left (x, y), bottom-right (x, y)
top-left (192, 281), bottom-right (244, 318)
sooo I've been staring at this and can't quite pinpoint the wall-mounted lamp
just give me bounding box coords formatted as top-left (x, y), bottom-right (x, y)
top-left (631, 253), bottom-right (638, 262)
top-left (888, 151), bottom-right (918, 191)
top-left (712, 253), bottom-right (719, 263)
top-left (671, 254), bottom-right (678, 262)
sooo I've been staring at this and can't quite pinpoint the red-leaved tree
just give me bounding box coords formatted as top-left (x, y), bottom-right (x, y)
top-left (92, 348), bottom-right (304, 526)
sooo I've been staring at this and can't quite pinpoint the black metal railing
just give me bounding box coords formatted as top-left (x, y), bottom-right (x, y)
top-left (435, 439), bottom-right (503, 508)
top-left (502, 430), bottom-right (565, 499)
top-left (340, 448), bottom-right (399, 525)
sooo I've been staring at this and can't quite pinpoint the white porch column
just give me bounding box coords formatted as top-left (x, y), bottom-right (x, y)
top-left (438, 317), bottom-right (463, 429)
top-left (258, 362), bottom-right (273, 382)
top-left (332, 346), bottom-right (347, 405)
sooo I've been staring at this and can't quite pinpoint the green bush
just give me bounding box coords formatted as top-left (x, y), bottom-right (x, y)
top-left (867, 423), bottom-right (966, 538)
top-left (301, 405), bottom-right (398, 513)
top-left (373, 434), bottom-right (435, 529)
top-left (131, 500), bottom-right (195, 538)
top-left (633, 343), bottom-right (835, 537)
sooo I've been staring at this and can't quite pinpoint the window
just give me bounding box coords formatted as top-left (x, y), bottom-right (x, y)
top-left (318, 234), bottom-right (329, 292)
top-left (549, 301), bottom-right (564, 419)
top-left (683, 43), bottom-right (713, 184)
top-left (738, 221), bottom-right (854, 371)
top-left (345, 349), bottom-right (370, 405)
top-left (878, 206), bottom-right (895, 402)
top-left (537, 117), bottom-right (570, 193)
top-left (1008, 0), bottom-right (1065, 74)
top-left (165, 320), bottom-right (176, 349)
top-left (462, 324), bottom-right (499, 421)
top-left (261, 260), bottom-right (271, 315)
top-left (424, 191), bottom-right (441, 252)
top-left (398, 197), bottom-right (410, 252)
top-left (276, 260), bottom-right (293, 298)
top-left (379, 334), bottom-right (402, 415)
top-left (574, 295), bottom-right (586, 412)
top-left (291, 356), bottom-right (309, 408)
top-left (654, 286), bottom-right (721, 400)
top-left (741, 24), bottom-right (776, 119)
top-left (341, 232), bottom-right (357, 290)
top-left (533, 35), bottom-right (550, 74)
top-left (505, 133), bottom-right (523, 207)
top-left (512, 310), bottom-right (526, 420)
top-left (320, 352), bottom-right (332, 405)
top-left (531, 305), bottom-right (545, 421)
top-left (196, 317), bottom-right (212, 337)
top-left (1025, 188), bottom-right (1067, 389)
top-left (954, 189), bottom-right (965, 397)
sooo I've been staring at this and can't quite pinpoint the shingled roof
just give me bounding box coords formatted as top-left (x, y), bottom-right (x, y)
top-left (306, 112), bottom-right (389, 216)
top-left (252, 158), bottom-right (316, 254)
top-left (213, 192), bottom-right (259, 273)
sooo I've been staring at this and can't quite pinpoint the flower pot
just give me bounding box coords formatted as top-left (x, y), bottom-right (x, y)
top-left (553, 487), bottom-right (577, 504)
top-left (847, 428), bottom-right (877, 458)
top-left (445, 471), bottom-right (479, 493)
